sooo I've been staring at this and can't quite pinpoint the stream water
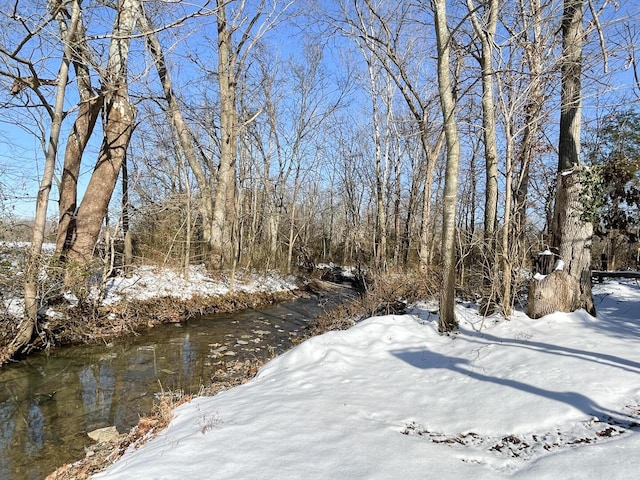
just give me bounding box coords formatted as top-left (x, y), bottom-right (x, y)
top-left (0, 287), bottom-right (353, 479)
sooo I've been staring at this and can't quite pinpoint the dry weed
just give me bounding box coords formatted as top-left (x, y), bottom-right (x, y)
top-left (305, 271), bottom-right (437, 337)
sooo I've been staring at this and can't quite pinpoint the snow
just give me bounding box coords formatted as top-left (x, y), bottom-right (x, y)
top-left (94, 279), bottom-right (640, 480)
top-left (100, 265), bottom-right (298, 305)
top-left (3, 298), bottom-right (24, 319)
top-left (0, 241), bottom-right (299, 315)
top-left (0, 241), bottom-right (56, 253)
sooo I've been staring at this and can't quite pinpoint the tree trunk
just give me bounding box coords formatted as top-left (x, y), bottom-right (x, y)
top-left (67, 0), bottom-right (139, 264)
top-left (433, 0), bottom-right (460, 333)
top-left (468, 0), bottom-right (499, 308)
top-left (211, 0), bottom-right (238, 266)
top-left (56, 98), bottom-right (102, 254)
top-left (551, 169), bottom-right (595, 313)
top-left (418, 130), bottom-right (444, 270)
top-left (529, 0), bottom-right (595, 317)
top-left (122, 154), bottom-right (133, 276)
top-left (5, 0), bottom-right (81, 362)
top-left (366, 59), bottom-right (389, 271)
top-left (552, 0), bottom-right (594, 315)
top-left (286, 163), bottom-right (303, 273)
top-left (55, 1), bottom-right (101, 255)
top-left (501, 126), bottom-right (514, 316)
top-left (528, 270), bottom-right (579, 319)
top-left (514, 0), bottom-right (543, 260)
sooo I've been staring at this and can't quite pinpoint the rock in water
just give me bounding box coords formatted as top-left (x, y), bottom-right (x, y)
top-left (87, 426), bottom-right (120, 443)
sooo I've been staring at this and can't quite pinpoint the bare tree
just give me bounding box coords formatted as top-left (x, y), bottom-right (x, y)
top-left (330, 0), bottom-right (444, 270)
top-left (511, 0), bottom-right (547, 254)
top-left (210, 0), bottom-right (293, 266)
top-left (355, 42), bottom-right (393, 270)
top-left (529, 0), bottom-right (595, 318)
top-left (138, 5), bottom-right (215, 262)
top-left (467, 0), bottom-right (499, 309)
top-left (66, 0), bottom-right (140, 263)
top-left (433, 0), bottom-right (461, 332)
top-left (3, 0), bottom-right (82, 360)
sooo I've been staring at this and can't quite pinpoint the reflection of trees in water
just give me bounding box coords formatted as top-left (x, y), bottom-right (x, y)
top-left (182, 334), bottom-right (196, 380)
top-left (165, 334), bottom-right (199, 390)
top-left (113, 346), bottom-right (163, 429)
top-left (0, 294), bottom-right (346, 478)
top-left (25, 403), bottom-right (44, 455)
top-left (0, 371), bottom-right (52, 479)
top-left (0, 401), bottom-right (16, 479)
top-left (79, 359), bottom-right (116, 431)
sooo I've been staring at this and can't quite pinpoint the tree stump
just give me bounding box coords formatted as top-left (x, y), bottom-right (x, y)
top-left (527, 270), bottom-right (579, 319)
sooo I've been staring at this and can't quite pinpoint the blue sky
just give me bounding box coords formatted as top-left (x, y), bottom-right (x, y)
top-left (0, 0), bottom-right (638, 224)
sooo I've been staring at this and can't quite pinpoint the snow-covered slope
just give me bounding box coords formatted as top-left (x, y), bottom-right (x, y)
top-left (94, 279), bottom-right (640, 479)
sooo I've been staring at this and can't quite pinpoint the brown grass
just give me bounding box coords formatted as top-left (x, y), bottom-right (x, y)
top-left (305, 270), bottom-right (438, 337)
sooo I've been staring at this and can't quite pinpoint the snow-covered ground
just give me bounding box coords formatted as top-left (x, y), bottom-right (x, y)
top-left (93, 279), bottom-right (640, 479)
top-left (1, 239), bottom-right (299, 317)
top-left (100, 264), bottom-right (299, 305)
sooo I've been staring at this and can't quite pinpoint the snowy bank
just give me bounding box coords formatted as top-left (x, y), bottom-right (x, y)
top-left (1, 240), bottom-right (302, 355)
top-left (100, 265), bottom-right (299, 306)
top-left (93, 280), bottom-right (640, 479)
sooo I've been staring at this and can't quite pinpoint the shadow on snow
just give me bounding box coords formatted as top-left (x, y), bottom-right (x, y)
top-left (390, 346), bottom-right (635, 426)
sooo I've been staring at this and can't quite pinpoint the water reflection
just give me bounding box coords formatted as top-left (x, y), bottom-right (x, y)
top-left (79, 360), bottom-right (116, 431)
top-left (0, 401), bottom-right (16, 479)
top-left (0, 288), bottom-right (352, 478)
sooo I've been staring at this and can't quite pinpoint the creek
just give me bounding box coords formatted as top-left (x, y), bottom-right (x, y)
top-left (0, 286), bottom-right (353, 479)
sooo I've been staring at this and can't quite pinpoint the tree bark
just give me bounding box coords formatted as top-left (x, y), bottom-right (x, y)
top-left (56, 98), bottom-right (102, 254)
top-left (501, 122), bottom-right (514, 316)
top-left (211, 0), bottom-right (238, 266)
top-left (122, 154), bottom-right (133, 275)
top-left (67, 0), bottom-right (139, 264)
top-left (530, 0), bottom-right (595, 317)
top-left (418, 131), bottom-right (444, 269)
top-left (468, 0), bottom-right (499, 310)
top-left (552, 0), bottom-right (594, 315)
top-left (551, 169), bottom-right (595, 313)
top-left (528, 270), bottom-right (579, 319)
top-left (433, 0), bottom-right (460, 333)
top-left (55, 2), bottom-right (101, 255)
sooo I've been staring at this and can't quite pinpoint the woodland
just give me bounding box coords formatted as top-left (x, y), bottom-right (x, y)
top-left (0, 0), bottom-right (639, 361)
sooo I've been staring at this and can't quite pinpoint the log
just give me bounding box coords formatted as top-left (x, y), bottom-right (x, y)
top-left (591, 270), bottom-right (640, 283)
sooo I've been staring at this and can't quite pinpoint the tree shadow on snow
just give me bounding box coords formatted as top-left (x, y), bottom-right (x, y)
top-left (461, 330), bottom-right (640, 376)
top-left (591, 280), bottom-right (640, 339)
top-left (390, 347), bottom-right (636, 426)
top-left (410, 302), bottom-right (640, 376)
